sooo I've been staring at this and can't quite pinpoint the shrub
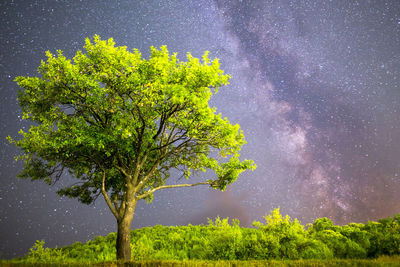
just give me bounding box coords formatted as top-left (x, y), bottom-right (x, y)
top-left (16, 211), bottom-right (400, 263)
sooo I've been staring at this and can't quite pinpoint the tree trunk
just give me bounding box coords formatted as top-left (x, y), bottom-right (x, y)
top-left (116, 202), bottom-right (136, 261)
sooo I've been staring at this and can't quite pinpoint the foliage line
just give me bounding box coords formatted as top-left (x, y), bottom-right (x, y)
top-left (11, 209), bottom-right (400, 263)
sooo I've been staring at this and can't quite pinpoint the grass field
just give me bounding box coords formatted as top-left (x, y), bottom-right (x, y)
top-left (2, 256), bottom-right (400, 267)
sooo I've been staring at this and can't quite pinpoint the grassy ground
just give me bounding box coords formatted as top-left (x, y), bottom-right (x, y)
top-left (2, 256), bottom-right (400, 267)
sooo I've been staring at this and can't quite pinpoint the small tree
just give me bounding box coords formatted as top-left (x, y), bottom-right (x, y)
top-left (8, 35), bottom-right (256, 260)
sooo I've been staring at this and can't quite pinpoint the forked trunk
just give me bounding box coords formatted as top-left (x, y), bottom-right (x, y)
top-left (116, 202), bottom-right (136, 260)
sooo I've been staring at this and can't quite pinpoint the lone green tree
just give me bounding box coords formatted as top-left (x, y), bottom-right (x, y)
top-left (9, 35), bottom-right (256, 260)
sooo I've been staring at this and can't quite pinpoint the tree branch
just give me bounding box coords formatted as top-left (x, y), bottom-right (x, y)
top-left (136, 181), bottom-right (211, 200)
top-left (151, 104), bottom-right (181, 142)
top-left (101, 169), bottom-right (119, 220)
top-left (135, 159), bottom-right (161, 192)
top-left (112, 193), bottom-right (119, 212)
top-left (151, 128), bottom-right (188, 152)
top-left (135, 133), bottom-right (195, 192)
top-left (152, 111), bottom-right (166, 141)
top-left (115, 152), bottom-right (131, 179)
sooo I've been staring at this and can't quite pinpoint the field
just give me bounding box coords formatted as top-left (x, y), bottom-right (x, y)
top-left (2, 257), bottom-right (400, 267)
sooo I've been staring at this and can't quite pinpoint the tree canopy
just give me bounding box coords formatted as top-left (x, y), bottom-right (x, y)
top-left (9, 35), bottom-right (255, 215)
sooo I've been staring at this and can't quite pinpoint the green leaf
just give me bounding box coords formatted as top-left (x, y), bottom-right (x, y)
top-left (10, 34), bottom-right (256, 217)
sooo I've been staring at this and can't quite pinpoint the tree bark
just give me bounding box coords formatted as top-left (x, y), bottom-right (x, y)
top-left (116, 201), bottom-right (136, 261)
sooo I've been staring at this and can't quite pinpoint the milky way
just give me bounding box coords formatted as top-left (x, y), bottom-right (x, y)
top-left (213, 0), bottom-right (400, 225)
top-left (0, 0), bottom-right (399, 259)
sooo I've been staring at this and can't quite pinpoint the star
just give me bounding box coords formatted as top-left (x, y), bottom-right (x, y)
top-left (1, 0), bottom-right (399, 259)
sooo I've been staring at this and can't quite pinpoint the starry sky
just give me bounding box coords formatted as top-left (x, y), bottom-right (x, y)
top-left (1, 0), bottom-right (399, 259)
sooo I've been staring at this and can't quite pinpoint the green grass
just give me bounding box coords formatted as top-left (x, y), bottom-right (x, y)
top-left (2, 256), bottom-right (400, 267)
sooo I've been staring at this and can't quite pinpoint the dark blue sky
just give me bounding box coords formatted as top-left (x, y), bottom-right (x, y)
top-left (1, 0), bottom-right (399, 259)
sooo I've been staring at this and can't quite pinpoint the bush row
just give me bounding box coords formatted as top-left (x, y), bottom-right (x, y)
top-left (22, 209), bottom-right (400, 262)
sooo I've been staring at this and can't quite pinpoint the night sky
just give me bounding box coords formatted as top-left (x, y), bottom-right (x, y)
top-left (1, 0), bottom-right (400, 259)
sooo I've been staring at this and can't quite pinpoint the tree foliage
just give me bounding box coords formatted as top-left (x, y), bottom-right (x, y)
top-left (9, 35), bottom-right (255, 210)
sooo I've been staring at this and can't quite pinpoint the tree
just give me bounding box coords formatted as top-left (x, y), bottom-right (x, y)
top-left (8, 35), bottom-right (256, 260)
